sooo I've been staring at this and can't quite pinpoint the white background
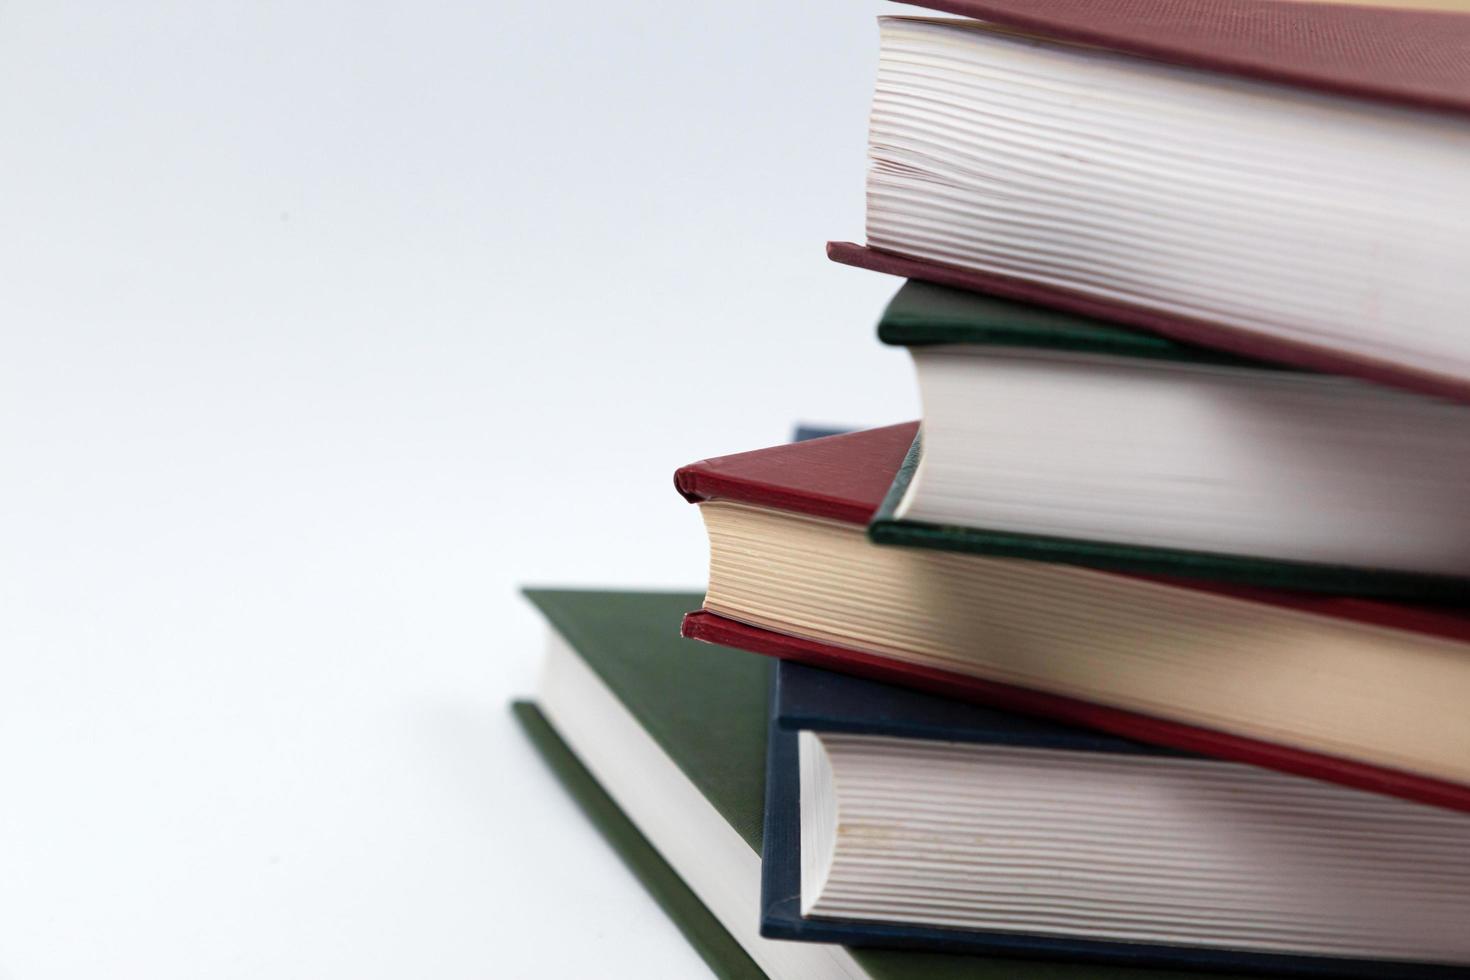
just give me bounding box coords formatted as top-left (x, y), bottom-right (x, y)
top-left (0, 2), bottom-right (916, 977)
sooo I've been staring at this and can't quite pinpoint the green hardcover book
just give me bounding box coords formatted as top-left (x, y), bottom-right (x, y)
top-left (872, 280), bottom-right (1470, 601)
top-left (515, 588), bottom-right (1255, 980)
top-left (511, 702), bottom-right (765, 980)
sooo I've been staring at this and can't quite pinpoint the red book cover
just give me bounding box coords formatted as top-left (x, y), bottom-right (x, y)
top-left (873, 0), bottom-right (1470, 115)
top-left (675, 425), bottom-right (1470, 811)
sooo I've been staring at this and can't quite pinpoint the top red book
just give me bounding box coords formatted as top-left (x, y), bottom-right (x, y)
top-left (832, 5), bottom-right (1470, 402)
top-left (896, 0), bottom-right (1470, 114)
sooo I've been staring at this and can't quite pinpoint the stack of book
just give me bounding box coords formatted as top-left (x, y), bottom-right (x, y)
top-left (515, 2), bottom-right (1470, 978)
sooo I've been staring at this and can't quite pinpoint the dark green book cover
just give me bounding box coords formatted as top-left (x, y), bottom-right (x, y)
top-left (872, 281), bottom-right (1470, 602)
top-left (516, 589), bottom-right (1255, 980)
top-left (878, 279), bottom-right (1282, 369)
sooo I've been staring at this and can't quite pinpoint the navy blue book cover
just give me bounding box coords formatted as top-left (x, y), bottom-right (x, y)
top-left (759, 661), bottom-right (1465, 979)
top-left (792, 423), bottom-right (850, 442)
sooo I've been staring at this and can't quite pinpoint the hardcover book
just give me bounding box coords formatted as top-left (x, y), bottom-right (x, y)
top-left (829, 3), bottom-right (1470, 403)
top-left (517, 588), bottom-right (1259, 979)
top-left (868, 279), bottom-right (1470, 600)
top-left (763, 660), bottom-right (1470, 976)
top-left (512, 701), bottom-right (766, 980)
top-left (674, 426), bottom-right (1470, 812)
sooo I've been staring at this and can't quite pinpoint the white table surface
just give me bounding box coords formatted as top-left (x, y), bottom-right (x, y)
top-left (0, 2), bottom-right (917, 977)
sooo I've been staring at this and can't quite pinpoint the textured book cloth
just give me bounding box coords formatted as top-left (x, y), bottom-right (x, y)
top-left (762, 661), bottom-right (1470, 976)
top-left (518, 589), bottom-right (1259, 979)
top-left (856, 0), bottom-right (1470, 114)
top-left (675, 428), bottom-right (1470, 811)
